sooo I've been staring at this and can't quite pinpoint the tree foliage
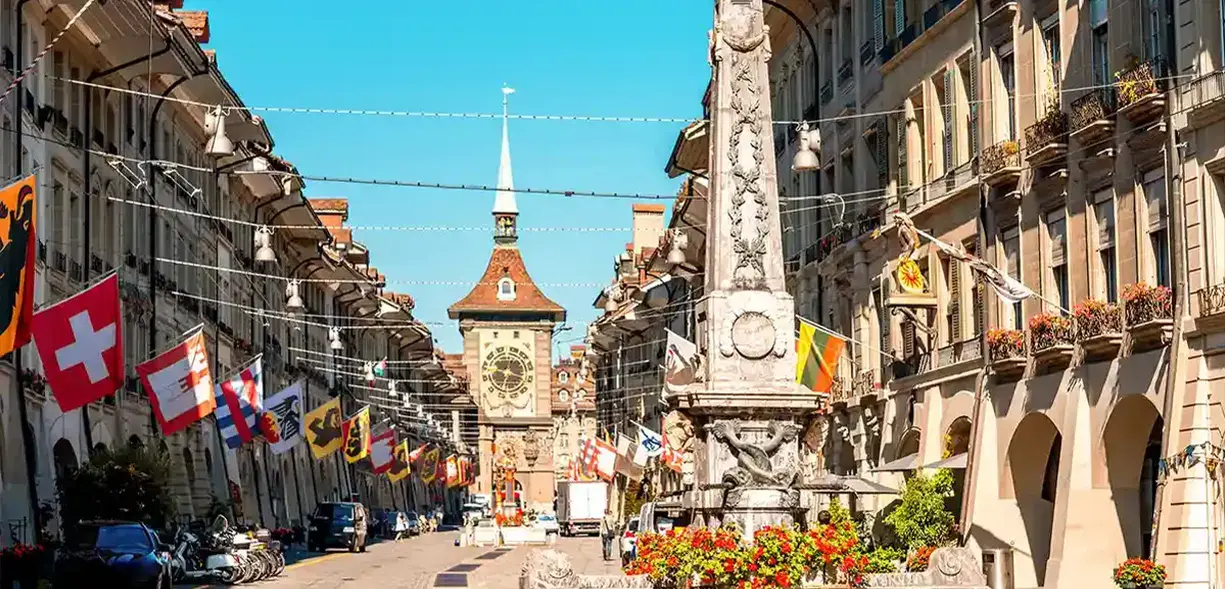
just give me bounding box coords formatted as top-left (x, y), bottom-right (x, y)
top-left (882, 469), bottom-right (956, 551)
top-left (55, 445), bottom-right (177, 533)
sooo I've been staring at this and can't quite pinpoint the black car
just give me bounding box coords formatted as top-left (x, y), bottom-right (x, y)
top-left (307, 501), bottom-right (368, 553)
top-left (53, 521), bottom-right (172, 589)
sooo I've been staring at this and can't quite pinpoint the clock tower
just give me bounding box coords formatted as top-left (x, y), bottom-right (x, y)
top-left (449, 87), bottom-right (566, 512)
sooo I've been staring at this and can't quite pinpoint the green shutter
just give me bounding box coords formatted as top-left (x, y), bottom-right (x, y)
top-left (874, 0), bottom-right (885, 51)
top-left (895, 0), bottom-right (906, 36)
top-left (969, 51), bottom-right (980, 158)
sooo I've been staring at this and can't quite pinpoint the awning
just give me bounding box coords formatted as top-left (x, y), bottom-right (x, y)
top-left (798, 474), bottom-right (898, 495)
top-left (920, 452), bottom-right (968, 470)
top-left (871, 453), bottom-right (919, 473)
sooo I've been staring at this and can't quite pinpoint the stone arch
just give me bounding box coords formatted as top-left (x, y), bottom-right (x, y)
top-left (1003, 412), bottom-right (1062, 586)
top-left (52, 438), bottom-right (77, 482)
top-left (895, 427), bottom-right (921, 460)
top-left (945, 416), bottom-right (972, 457)
top-left (127, 435), bottom-right (144, 449)
top-left (1101, 394), bottom-right (1163, 559)
top-left (92, 443), bottom-right (108, 457)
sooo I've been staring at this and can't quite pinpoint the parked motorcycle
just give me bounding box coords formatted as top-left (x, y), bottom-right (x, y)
top-left (167, 516), bottom-right (284, 585)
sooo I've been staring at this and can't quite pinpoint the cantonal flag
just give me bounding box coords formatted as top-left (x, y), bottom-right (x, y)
top-left (796, 318), bottom-right (845, 394)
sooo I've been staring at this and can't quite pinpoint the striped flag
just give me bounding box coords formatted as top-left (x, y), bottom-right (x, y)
top-left (214, 358), bottom-right (265, 449)
top-left (796, 318), bottom-right (845, 394)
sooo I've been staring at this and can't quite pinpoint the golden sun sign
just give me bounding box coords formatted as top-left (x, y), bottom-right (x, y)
top-left (896, 258), bottom-right (927, 294)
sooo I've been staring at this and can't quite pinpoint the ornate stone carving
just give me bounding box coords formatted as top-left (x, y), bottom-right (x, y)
top-left (494, 434), bottom-right (524, 470)
top-left (862, 547), bottom-right (988, 588)
top-left (520, 549), bottom-right (652, 589)
top-left (523, 430), bottom-right (542, 465)
top-left (726, 53), bottom-right (768, 290)
top-left (800, 415), bottom-right (829, 483)
top-left (718, 295), bottom-right (789, 359)
top-left (710, 421), bottom-right (800, 487)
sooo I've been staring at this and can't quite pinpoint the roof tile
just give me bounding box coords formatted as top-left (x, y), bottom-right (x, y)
top-left (448, 246), bottom-right (565, 319)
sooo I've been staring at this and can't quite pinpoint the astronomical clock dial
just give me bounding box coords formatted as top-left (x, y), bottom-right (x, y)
top-left (558, 389), bottom-right (570, 403)
top-left (481, 345), bottom-right (534, 405)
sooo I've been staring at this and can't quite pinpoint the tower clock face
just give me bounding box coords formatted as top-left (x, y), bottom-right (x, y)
top-left (482, 345), bottom-right (534, 402)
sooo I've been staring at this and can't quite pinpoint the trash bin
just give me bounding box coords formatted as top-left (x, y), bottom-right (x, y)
top-left (982, 548), bottom-right (1015, 589)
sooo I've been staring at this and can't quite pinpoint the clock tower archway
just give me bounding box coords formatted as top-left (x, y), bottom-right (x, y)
top-left (449, 88), bottom-right (566, 513)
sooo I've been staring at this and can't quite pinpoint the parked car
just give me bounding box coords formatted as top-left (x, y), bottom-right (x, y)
top-left (307, 501), bottom-right (369, 553)
top-left (53, 520), bottom-right (173, 589)
top-left (535, 514), bottom-right (560, 535)
top-left (621, 517), bottom-right (640, 567)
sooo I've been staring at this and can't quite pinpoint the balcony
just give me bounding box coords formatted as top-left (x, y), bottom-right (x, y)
top-left (934, 338), bottom-right (983, 369)
top-left (1024, 107), bottom-right (1068, 165)
top-left (1116, 57), bottom-right (1167, 125)
top-left (982, 0), bottom-right (1018, 28)
top-left (1069, 88), bottom-right (1116, 147)
top-left (1185, 69), bottom-right (1225, 128)
top-left (1124, 283), bottom-right (1173, 353)
top-left (980, 140), bottom-right (1021, 186)
top-left (837, 59), bottom-right (853, 86)
top-left (860, 41), bottom-right (875, 67)
top-left (987, 328), bottom-right (1026, 381)
top-left (1029, 313), bottom-right (1075, 372)
top-left (1075, 299), bottom-right (1123, 362)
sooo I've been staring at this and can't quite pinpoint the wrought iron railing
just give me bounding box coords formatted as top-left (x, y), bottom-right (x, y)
top-left (1069, 87), bottom-right (1116, 133)
top-left (1186, 69), bottom-right (1225, 113)
top-left (981, 140), bottom-right (1020, 175)
top-left (1116, 57), bottom-right (1166, 110)
top-left (1024, 108), bottom-right (1068, 157)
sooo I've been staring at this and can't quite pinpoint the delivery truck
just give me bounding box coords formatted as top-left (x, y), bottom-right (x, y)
top-left (555, 481), bottom-right (608, 537)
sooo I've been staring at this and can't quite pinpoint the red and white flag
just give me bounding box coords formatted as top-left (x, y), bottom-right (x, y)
top-left (661, 432), bottom-right (683, 474)
top-left (588, 438), bottom-right (617, 482)
top-left (137, 329), bottom-right (215, 436)
top-left (30, 273), bottom-right (123, 412)
top-left (370, 430), bottom-right (397, 474)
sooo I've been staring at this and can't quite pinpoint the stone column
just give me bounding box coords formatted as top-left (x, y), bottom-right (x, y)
top-left (674, 0), bottom-right (818, 538)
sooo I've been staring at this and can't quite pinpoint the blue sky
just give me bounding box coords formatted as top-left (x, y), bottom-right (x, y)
top-left (199, 1), bottom-right (711, 358)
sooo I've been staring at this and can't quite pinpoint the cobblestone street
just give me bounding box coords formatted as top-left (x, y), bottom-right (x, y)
top-left (182, 533), bottom-right (622, 588)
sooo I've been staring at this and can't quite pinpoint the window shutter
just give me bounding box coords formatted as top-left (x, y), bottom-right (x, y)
top-left (1145, 176), bottom-right (1168, 231)
top-left (902, 320), bottom-right (915, 358)
top-left (896, 113), bottom-right (908, 189)
top-left (895, 0), bottom-right (906, 36)
top-left (874, 0), bottom-right (885, 51)
top-left (968, 52), bottom-right (980, 158)
top-left (943, 70), bottom-right (954, 171)
top-left (878, 288), bottom-right (891, 354)
top-left (949, 259), bottom-right (962, 341)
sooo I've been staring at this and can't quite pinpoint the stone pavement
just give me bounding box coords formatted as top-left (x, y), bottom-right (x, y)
top-left (178, 532), bottom-right (624, 588)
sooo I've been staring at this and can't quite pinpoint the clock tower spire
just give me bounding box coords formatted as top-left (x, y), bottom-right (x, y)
top-left (493, 85), bottom-right (518, 245)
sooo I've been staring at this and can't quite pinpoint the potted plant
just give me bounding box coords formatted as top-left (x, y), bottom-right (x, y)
top-left (1122, 283), bottom-right (1174, 352)
top-left (1112, 557), bottom-right (1166, 589)
top-left (986, 328), bottom-right (1027, 379)
top-left (1075, 298), bottom-right (1124, 359)
top-left (1029, 311), bottom-right (1076, 368)
top-left (907, 546), bottom-right (936, 572)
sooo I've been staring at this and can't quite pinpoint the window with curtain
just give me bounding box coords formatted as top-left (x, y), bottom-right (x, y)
top-left (1040, 14), bottom-right (1061, 107)
top-left (1093, 189), bottom-right (1118, 302)
top-left (1089, 0), bottom-right (1109, 87)
top-left (1046, 209), bottom-right (1069, 313)
top-left (1002, 226), bottom-right (1022, 329)
top-left (997, 44), bottom-right (1016, 140)
top-left (1143, 169), bottom-right (1170, 287)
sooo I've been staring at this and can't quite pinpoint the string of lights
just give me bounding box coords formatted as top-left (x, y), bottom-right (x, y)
top-left (54, 71), bottom-right (1199, 127)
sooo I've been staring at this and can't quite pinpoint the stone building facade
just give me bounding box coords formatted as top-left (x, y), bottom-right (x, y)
top-left (0, 0), bottom-right (468, 544)
top-left (550, 346), bottom-right (596, 482)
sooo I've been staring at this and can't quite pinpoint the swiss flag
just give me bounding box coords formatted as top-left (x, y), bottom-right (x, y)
top-left (137, 328), bottom-right (216, 436)
top-left (31, 273), bottom-right (124, 412)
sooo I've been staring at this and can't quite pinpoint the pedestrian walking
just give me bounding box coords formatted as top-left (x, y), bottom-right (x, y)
top-left (393, 512), bottom-right (409, 542)
top-left (599, 509), bottom-right (618, 561)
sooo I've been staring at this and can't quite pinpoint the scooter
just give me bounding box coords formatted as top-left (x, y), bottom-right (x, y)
top-left (168, 523), bottom-right (241, 584)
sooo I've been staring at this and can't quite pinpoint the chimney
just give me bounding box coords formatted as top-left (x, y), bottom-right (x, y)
top-left (631, 204), bottom-right (666, 254)
top-left (308, 198), bottom-right (350, 246)
top-left (175, 10), bottom-right (211, 43)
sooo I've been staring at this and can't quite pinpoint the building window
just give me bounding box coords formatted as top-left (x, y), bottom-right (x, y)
top-left (559, 371), bottom-right (569, 384)
top-left (1045, 209), bottom-right (1069, 313)
top-left (1002, 226), bottom-right (1022, 329)
top-left (1089, 0), bottom-right (1109, 87)
top-left (997, 43), bottom-right (1016, 140)
top-left (1142, 169), bottom-right (1171, 287)
top-left (1040, 13), bottom-right (1061, 104)
top-left (1093, 189), bottom-right (1118, 303)
top-left (497, 278), bottom-right (517, 301)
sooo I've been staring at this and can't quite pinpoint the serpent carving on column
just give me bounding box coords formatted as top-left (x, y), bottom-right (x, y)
top-left (710, 421), bottom-right (800, 488)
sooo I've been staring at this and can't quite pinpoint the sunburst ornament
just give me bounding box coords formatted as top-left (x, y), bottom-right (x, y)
top-left (896, 258), bottom-right (927, 294)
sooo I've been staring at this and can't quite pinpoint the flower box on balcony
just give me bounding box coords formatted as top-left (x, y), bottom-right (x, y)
top-left (987, 328), bottom-right (1027, 380)
top-left (1029, 312), bottom-right (1076, 371)
top-left (981, 140), bottom-right (1021, 187)
top-left (1069, 88), bottom-right (1116, 147)
top-left (1075, 299), bottom-right (1123, 362)
top-left (1024, 104), bottom-right (1068, 165)
top-left (1117, 57), bottom-right (1167, 125)
top-left (1123, 283), bottom-right (1173, 353)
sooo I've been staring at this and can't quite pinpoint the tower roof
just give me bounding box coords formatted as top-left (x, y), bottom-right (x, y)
top-left (492, 85), bottom-right (518, 215)
top-left (447, 247), bottom-right (565, 320)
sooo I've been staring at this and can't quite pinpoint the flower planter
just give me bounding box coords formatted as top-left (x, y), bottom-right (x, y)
top-left (1032, 344), bottom-right (1075, 370)
top-left (990, 356), bottom-right (1027, 381)
top-left (1128, 319), bottom-right (1173, 353)
top-left (1080, 332), bottom-right (1123, 361)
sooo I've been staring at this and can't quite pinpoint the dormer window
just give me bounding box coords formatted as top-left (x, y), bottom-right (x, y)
top-left (559, 371), bottom-right (569, 383)
top-left (498, 278), bottom-right (517, 301)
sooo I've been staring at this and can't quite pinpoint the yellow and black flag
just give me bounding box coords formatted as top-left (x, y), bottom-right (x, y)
top-left (342, 407), bottom-right (371, 464)
top-left (387, 441), bottom-right (410, 483)
top-left (304, 397), bottom-right (344, 459)
top-left (0, 175), bottom-right (36, 358)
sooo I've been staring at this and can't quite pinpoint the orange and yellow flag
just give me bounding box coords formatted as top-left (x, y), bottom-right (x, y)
top-left (341, 406), bottom-right (371, 464)
top-left (387, 441), bottom-right (411, 483)
top-left (0, 175), bottom-right (36, 357)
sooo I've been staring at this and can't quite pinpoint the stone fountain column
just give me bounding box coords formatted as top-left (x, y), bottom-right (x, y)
top-left (672, 0), bottom-right (819, 539)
